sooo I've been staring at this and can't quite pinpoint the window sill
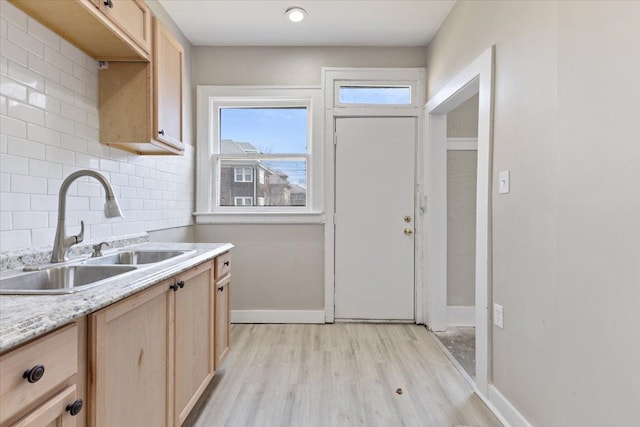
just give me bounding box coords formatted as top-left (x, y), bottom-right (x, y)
top-left (193, 212), bottom-right (327, 225)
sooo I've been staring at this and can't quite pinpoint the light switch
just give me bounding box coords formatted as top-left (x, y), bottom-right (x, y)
top-left (494, 303), bottom-right (504, 329)
top-left (498, 170), bottom-right (510, 194)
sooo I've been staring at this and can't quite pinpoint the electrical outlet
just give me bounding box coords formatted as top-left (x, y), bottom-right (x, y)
top-left (494, 303), bottom-right (504, 329)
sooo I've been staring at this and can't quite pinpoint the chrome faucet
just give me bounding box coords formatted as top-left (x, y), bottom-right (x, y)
top-left (51, 170), bottom-right (123, 263)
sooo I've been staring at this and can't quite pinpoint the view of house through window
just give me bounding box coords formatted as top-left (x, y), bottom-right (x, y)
top-left (218, 108), bottom-right (308, 207)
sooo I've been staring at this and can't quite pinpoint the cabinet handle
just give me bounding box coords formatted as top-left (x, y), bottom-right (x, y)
top-left (23, 364), bottom-right (45, 383)
top-left (177, 281), bottom-right (185, 289)
top-left (217, 285), bottom-right (224, 292)
top-left (169, 283), bottom-right (179, 292)
top-left (66, 399), bottom-right (83, 416)
top-left (223, 260), bottom-right (230, 267)
top-left (103, 0), bottom-right (113, 8)
top-left (158, 129), bottom-right (165, 136)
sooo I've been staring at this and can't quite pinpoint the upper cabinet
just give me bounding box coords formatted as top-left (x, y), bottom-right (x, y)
top-left (99, 17), bottom-right (184, 155)
top-left (8, 0), bottom-right (152, 61)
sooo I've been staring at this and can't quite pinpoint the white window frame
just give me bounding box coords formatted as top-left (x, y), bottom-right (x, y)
top-left (195, 86), bottom-right (324, 224)
top-left (234, 197), bottom-right (253, 206)
top-left (234, 167), bottom-right (253, 183)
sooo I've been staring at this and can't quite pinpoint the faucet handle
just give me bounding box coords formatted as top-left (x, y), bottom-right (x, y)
top-left (75, 220), bottom-right (84, 244)
top-left (91, 241), bottom-right (109, 258)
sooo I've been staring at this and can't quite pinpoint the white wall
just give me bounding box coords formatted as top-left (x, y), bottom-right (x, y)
top-left (426, 1), bottom-right (640, 425)
top-left (0, 0), bottom-right (195, 253)
top-left (193, 46), bottom-right (426, 311)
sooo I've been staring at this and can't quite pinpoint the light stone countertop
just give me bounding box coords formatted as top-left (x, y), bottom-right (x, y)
top-left (0, 242), bottom-right (233, 353)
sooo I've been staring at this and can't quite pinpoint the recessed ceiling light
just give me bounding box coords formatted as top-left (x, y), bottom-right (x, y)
top-left (286, 7), bottom-right (307, 23)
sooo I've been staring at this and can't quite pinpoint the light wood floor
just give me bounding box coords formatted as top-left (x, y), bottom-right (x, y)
top-left (184, 324), bottom-right (501, 427)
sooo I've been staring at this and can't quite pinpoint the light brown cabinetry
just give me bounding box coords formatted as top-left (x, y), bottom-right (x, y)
top-left (0, 323), bottom-right (85, 427)
top-left (7, 0), bottom-right (150, 61)
top-left (89, 260), bottom-right (218, 427)
top-left (99, 17), bottom-right (184, 155)
top-left (89, 281), bottom-right (173, 427)
top-left (174, 262), bottom-right (215, 426)
top-left (214, 253), bottom-right (231, 368)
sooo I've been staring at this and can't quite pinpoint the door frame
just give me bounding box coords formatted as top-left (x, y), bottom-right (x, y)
top-left (323, 68), bottom-right (427, 323)
top-left (424, 47), bottom-right (495, 396)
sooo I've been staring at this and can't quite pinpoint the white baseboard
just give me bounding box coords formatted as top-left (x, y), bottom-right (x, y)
top-left (231, 310), bottom-right (325, 324)
top-left (481, 385), bottom-right (532, 427)
top-left (447, 305), bottom-right (476, 326)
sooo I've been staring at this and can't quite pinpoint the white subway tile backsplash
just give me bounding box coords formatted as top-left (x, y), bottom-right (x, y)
top-left (0, 4), bottom-right (194, 253)
top-left (28, 89), bottom-right (61, 114)
top-left (28, 158), bottom-right (61, 179)
top-left (45, 111), bottom-right (74, 134)
top-left (27, 123), bottom-right (60, 146)
top-left (7, 99), bottom-right (45, 125)
top-left (30, 194), bottom-right (57, 211)
top-left (0, 192), bottom-right (29, 211)
top-left (61, 101), bottom-right (87, 124)
top-left (0, 229), bottom-right (31, 250)
top-left (12, 211), bottom-right (48, 229)
top-left (60, 133), bottom-right (87, 153)
top-left (27, 17), bottom-right (59, 50)
top-left (0, 1), bottom-right (27, 30)
top-left (10, 174), bottom-right (47, 194)
top-left (0, 153), bottom-right (27, 176)
top-left (0, 75), bottom-right (27, 100)
top-left (60, 70), bottom-right (85, 95)
top-left (30, 227), bottom-right (55, 247)
top-left (7, 23), bottom-right (43, 58)
top-left (0, 211), bottom-right (11, 230)
top-left (27, 54), bottom-right (60, 83)
top-left (45, 145), bottom-right (75, 165)
top-left (44, 46), bottom-right (73, 75)
top-left (8, 60), bottom-right (44, 90)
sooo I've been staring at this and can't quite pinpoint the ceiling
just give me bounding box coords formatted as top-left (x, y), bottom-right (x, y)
top-left (157, 0), bottom-right (456, 47)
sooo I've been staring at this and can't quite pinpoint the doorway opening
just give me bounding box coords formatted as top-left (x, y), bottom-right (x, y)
top-left (425, 47), bottom-right (494, 398)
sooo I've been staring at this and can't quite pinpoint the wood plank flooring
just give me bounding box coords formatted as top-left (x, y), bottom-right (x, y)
top-left (184, 324), bottom-right (501, 427)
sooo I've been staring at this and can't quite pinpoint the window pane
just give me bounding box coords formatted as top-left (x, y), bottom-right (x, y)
top-left (338, 86), bottom-right (411, 105)
top-left (218, 159), bottom-right (306, 207)
top-left (220, 108), bottom-right (307, 154)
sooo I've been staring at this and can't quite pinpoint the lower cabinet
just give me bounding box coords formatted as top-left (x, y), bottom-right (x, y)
top-left (88, 260), bottom-right (216, 427)
top-left (11, 385), bottom-right (79, 427)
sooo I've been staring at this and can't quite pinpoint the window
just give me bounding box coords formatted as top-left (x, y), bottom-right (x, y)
top-left (338, 86), bottom-right (411, 105)
top-left (196, 86), bottom-right (323, 221)
top-left (234, 167), bottom-right (253, 182)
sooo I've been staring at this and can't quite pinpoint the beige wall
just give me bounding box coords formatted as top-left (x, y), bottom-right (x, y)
top-left (194, 224), bottom-right (324, 310)
top-left (427, 1), bottom-right (640, 425)
top-left (446, 151), bottom-right (477, 307)
top-left (193, 46), bottom-right (426, 311)
top-left (447, 94), bottom-right (479, 138)
top-left (193, 46), bottom-right (426, 86)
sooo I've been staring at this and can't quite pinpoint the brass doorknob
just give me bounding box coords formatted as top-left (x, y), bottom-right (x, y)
top-left (404, 215), bottom-right (412, 223)
top-left (404, 228), bottom-right (413, 236)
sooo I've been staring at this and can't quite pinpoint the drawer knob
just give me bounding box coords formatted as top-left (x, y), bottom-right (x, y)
top-left (103, 0), bottom-right (113, 8)
top-left (169, 283), bottom-right (180, 292)
top-left (223, 260), bottom-right (230, 267)
top-left (158, 129), bottom-right (165, 136)
top-left (23, 365), bottom-right (45, 383)
top-left (66, 399), bottom-right (83, 416)
top-left (218, 285), bottom-right (224, 292)
top-left (177, 280), bottom-right (185, 289)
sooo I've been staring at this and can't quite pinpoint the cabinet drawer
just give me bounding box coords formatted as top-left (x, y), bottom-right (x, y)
top-left (11, 385), bottom-right (78, 427)
top-left (0, 324), bottom-right (78, 425)
top-left (215, 252), bottom-right (231, 279)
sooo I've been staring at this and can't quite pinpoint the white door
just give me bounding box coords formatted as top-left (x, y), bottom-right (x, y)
top-left (334, 117), bottom-right (416, 320)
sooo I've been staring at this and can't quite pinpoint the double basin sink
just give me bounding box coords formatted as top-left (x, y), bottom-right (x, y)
top-left (0, 250), bottom-right (194, 295)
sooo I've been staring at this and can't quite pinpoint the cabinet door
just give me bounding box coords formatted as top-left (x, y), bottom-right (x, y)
top-left (153, 18), bottom-right (184, 150)
top-left (100, 0), bottom-right (152, 54)
top-left (11, 385), bottom-right (78, 427)
top-left (215, 274), bottom-right (231, 369)
top-left (174, 262), bottom-right (215, 426)
top-left (89, 282), bottom-right (173, 427)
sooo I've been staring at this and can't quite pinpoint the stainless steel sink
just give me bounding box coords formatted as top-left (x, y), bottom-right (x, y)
top-left (85, 250), bottom-right (193, 265)
top-left (0, 265), bottom-right (137, 295)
